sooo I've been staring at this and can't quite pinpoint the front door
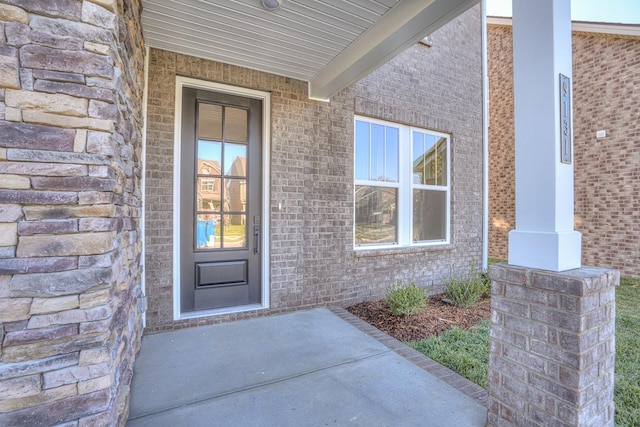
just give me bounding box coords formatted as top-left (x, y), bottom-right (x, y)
top-left (180, 88), bottom-right (262, 313)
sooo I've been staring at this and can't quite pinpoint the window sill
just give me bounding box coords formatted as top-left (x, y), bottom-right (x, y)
top-left (354, 243), bottom-right (454, 258)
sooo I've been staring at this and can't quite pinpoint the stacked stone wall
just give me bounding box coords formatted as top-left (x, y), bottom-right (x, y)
top-left (144, 6), bottom-right (484, 331)
top-left (488, 24), bottom-right (640, 277)
top-left (0, 0), bottom-right (145, 425)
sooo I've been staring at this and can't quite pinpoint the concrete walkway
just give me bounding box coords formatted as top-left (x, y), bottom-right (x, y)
top-left (128, 308), bottom-right (487, 426)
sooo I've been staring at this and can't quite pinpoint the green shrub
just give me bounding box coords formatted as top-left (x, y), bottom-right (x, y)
top-left (386, 278), bottom-right (428, 316)
top-left (444, 264), bottom-right (490, 308)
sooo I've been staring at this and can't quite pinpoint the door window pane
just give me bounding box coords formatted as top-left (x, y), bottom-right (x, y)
top-left (355, 185), bottom-right (397, 245)
top-left (197, 178), bottom-right (221, 212)
top-left (413, 189), bottom-right (446, 242)
top-left (225, 107), bottom-right (248, 141)
top-left (197, 141), bottom-right (222, 174)
top-left (196, 214), bottom-right (221, 249)
top-left (223, 219), bottom-right (246, 248)
top-left (224, 143), bottom-right (247, 177)
top-left (224, 178), bottom-right (246, 213)
top-left (198, 104), bottom-right (222, 140)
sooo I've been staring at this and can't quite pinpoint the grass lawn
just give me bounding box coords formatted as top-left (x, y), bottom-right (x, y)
top-left (408, 276), bottom-right (640, 426)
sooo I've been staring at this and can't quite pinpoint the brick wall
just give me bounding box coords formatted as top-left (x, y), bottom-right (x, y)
top-left (0, 1), bottom-right (145, 425)
top-left (144, 6), bottom-right (484, 331)
top-left (488, 24), bottom-right (640, 277)
top-left (488, 264), bottom-right (618, 426)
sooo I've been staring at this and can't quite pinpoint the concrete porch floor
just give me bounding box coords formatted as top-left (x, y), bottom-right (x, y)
top-left (127, 307), bottom-right (487, 426)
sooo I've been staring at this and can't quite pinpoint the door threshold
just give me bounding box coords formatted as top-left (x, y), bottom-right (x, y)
top-left (177, 303), bottom-right (267, 321)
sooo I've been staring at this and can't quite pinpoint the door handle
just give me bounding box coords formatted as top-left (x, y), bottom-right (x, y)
top-left (253, 225), bottom-right (260, 254)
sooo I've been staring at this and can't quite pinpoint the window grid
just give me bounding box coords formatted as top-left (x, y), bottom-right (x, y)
top-left (354, 116), bottom-right (450, 249)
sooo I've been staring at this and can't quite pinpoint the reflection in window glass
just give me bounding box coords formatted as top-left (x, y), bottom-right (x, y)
top-left (355, 120), bottom-right (399, 183)
top-left (355, 121), bottom-right (370, 181)
top-left (371, 124), bottom-right (385, 181)
top-left (224, 143), bottom-right (247, 177)
top-left (223, 219), bottom-right (246, 248)
top-left (198, 140), bottom-right (222, 167)
top-left (198, 103), bottom-right (222, 140)
top-left (194, 103), bottom-right (254, 251)
top-left (196, 214), bottom-right (221, 249)
top-left (385, 127), bottom-right (399, 182)
top-left (413, 189), bottom-right (446, 242)
top-left (225, 178), bottom-right (246, 213)
top-left (225, 107), bottom-right (248, 141)
top-left (354, 116), bottom-right (450, 247)
top-left (413, 132), bottom-right (447, 186)
top-left (355, 185), bottom-right (397, 245)
top-left (197, 177), bottom-right (221, 212)
top-left (436, 137), bottom-right (447, 186)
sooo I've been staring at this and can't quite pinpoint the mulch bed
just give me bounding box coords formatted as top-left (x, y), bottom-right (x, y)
top-left (346, 294), bottom-right (491, 342)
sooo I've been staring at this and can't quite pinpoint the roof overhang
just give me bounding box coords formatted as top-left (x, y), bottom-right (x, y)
top-left (142, 0), bottom-right (480, 101)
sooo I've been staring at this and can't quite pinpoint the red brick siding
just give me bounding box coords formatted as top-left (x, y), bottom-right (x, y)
top-left (488, 25), bottom-right (640, 277)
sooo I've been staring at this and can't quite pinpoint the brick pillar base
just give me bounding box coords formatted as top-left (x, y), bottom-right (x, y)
top-left (487, 264), bottom-right (618, 427)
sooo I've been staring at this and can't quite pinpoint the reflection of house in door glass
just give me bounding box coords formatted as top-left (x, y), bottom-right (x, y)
top-left (227, 156), bottom-right (247, 226)
top-left (197, 159), bottom-right (221, 211)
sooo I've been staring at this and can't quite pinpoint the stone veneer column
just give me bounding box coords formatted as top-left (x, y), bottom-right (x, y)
top-left (0, 0), bottom-right (145, 425)
top-left (488, 264), bottom-right (618, 427)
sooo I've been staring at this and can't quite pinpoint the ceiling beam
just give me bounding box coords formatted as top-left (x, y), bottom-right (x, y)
top-left (308, 0), bottom-right (481, 101)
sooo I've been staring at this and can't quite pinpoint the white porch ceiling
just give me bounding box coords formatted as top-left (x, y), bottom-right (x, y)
top-left (141, 0), bottom-right (480, 100)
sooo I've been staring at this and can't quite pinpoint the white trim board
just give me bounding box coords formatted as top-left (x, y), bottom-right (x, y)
top-left (140, 46), bottom-right (150, 328)
top-left (173, 76), bottom-right (271, 320)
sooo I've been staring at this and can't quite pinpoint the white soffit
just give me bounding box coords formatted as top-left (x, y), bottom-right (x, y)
top-left (142, 0), bottom-right (480, 100)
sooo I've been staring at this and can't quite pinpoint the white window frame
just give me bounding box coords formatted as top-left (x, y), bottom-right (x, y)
top-left (354, 115), bottom-right (450, 250)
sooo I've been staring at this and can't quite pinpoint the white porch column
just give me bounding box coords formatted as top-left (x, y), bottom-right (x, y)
top-left (508, 0), bottom-right (581, 271)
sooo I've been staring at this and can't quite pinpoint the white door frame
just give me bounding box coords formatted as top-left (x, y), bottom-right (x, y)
top-left (173, 76), bottom-right (271, 320)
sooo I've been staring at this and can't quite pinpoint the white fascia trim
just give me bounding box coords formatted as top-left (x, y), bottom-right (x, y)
top-left (309, 0), bottom-right (481, 101)
top-left (487, 16), bottom-right (640, 37)
top-left (173, 76), bottom-right (271, 321)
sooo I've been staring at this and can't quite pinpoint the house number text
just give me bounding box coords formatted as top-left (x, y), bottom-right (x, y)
top-left (560, 74), bottom-right (572, 164)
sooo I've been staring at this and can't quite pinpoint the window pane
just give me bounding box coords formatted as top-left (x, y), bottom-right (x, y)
top-left (355, 120), bottom-right (370, 181)
top-left (225, 107), bottom-right (247, 141)
top-left (355, 185), bottom-right (397, 245)
top-left (370, 124), bottom-right (384, 181)
top-left (223, 219), bottom-right (246, 248)
top-left (224, 178), bottom-right (246, 213)
top-left (413, 189), bottom-right (446, 242)
top-left (196, 214), bottom-right (220, 249)
top-left (197, 141), bottom-right (222, 175)
top-left (224, 143), bottom-right (247, 177)
top-left (198, 104), bottom-right (222, 140)
top-left (413, 132), bottom-right (424, 184)
top-left (436, 137), bottom-right (447, 186)
top-left (424, 134), bottom-right (438, 185)
top-left (197, 177), bottom-right (221, 212)
top-left (385, 127), bottom-right (398, 182)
